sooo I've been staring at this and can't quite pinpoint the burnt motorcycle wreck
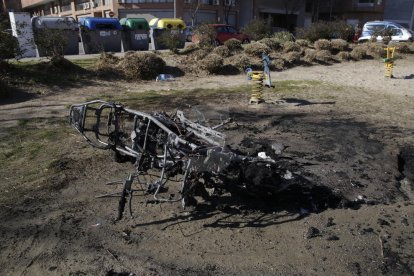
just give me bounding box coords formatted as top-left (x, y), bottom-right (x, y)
top-left (69, 100), bottom-right (295, 221)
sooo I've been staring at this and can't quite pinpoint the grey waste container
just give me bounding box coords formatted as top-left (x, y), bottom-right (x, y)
top-left (120, 18), bottom-right (149, 51)
top-left (31, 16), bottom-right (79, 57)
top-left (79, 17), bottom-right (122, 54)
top-left (149, 18), bottom-right (186, 50)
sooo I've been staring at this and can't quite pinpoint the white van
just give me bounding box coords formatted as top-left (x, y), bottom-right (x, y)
top-left (358, 21), bottom-right (413, 43)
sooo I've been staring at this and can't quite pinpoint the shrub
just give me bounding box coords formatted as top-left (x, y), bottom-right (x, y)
top-left (392, 42), bottom-right (413, 54)
top-left (193, 48), bottom-right (213, 61)
top-left (33, 28), bottom-right (68, 61)
top-left (271, 58), bottom-right (285, 70)
top-left (331, 39), bottom-right (348, 51)
top-left (224, 38), bottom-right (243, 52)
top-left (272, 31), bottom-right (295, 44)
top-left (241, 19), bottom-right (272, 41)
top-left (365, 43), bottom-right (385, 58)
top-left (213, 45), bottom-right (231, 57)
top-left (117, 52), bottom-right (165, 80)
top-left (350, 47), bottom-right (367, 60)
top-left (337, 51), bottom-right (351, 61)
top-left (193, 23), bottom-right (217, 48)
top-left (283, 51), bottom-right (301, 64)
top-left (283, 41), bottom-right (301, 53)
top-left (303, 49), bottom-right (317, 63)
top-left (315, 50), bottom-right (333, 62)
top-left (259, 38), bottom-right (281, 50)
top-left (158, 31), bottom-right (183, 53)
top-left (297, 21), bottom-right (355, 42)
top-left (200, 54), bottom-right (223, 74)
top-left (244, 42), bottom-right (271, 56)
top-left (296, 39), bottom-right (310, 47)
top-left (226, 54), bottom-right (251, 71)
top-left (0, 29), bottom-right (20, 60)
top-left (314, 39), bottom-right (332, 51)
top-left (95, 52), bottom-right (120, 75)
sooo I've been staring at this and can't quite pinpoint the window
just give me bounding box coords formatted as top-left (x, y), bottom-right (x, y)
top-left (357, 0), bottom-right (375, 7)
top-left (61, 0), bottom-right (71, 12)
top-left (226, 26), bottom-right (237, 34)
top-left (122, 0), bottom-right (174, 3)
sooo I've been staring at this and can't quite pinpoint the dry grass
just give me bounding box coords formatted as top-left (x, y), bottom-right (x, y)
top-left (331, 39), bottom-right (348, 51)
top-left (365, 43), bottom-right (385, 58)
top-left (224, 39), bottom-right (243, 52)
top-left (181, 44), bottom-right (199, 54)
top-left (271, 58), bottom-right (285, 70)
top-left (95, 52), bottom-right (120, 76)
top-left (391, 42), bottom-right (414, 54)
top-left (117, 52), bottom-right (165, 80)
top-left (314, 39), bottom-right (332, 51)
top-left (283, 41), bottom-right (301, 53)
top-left (296, 39), bottom-right (310, 47)
top-left (259, 38), bottom-right (281, 50)
top-left (337, 51), bottom-right (351, 61)
top-left (244, 42), bottom-right (271, 56)
top-left (213, 45), bottom-right (231, 57)
top-left (315, 50), bottom-right (333, 62)
top-left (200, 54), bottom-right (224, 74)
top-left (350, 47), bottom-right (367, 60)
top-left (304, 49), bottom-right (317, 63)
top-left (283, 51), bottom-right (301, 64)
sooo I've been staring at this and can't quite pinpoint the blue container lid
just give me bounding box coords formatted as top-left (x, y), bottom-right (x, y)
top-left (79, 17), bottom-right (122, 30)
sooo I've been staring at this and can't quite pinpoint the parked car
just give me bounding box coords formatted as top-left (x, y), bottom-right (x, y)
top-left (358, 21), bottom-right (413, 43)
top-left (192, 24), bottom-right (250, 45)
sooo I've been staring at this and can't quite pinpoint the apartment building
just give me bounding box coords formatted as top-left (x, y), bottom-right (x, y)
top-left (317, 0), bottom-right (385, 26)
top-left (20, 0), bottom-right (239, 26)
top-left (384, 0), bottom-right (414, 29)
top-left (239, 0), bottom-right (310, 32)
top-left (1, 0), bottom-right (22, 13)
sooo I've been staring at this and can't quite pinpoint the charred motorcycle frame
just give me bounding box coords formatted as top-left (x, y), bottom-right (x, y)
top-left (69, 100), bottom-right (292, 220)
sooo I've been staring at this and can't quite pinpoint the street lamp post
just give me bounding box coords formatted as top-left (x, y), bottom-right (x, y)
top-left (174, 0), bottom-right (176, 18)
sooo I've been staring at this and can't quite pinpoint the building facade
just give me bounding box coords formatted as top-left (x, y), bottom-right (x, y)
top-left (239, 0), bottom-right (382, 32)
top-left (20, 0), bottom-right (240, 27)
top-left (239, 0), bottom-right (309, 32)
top-left (316, 0), bottom-right (385, 26)
top-left (384, 0), bottom-right (414, 29)
top-left (1, 0), bottom-right (22, 13)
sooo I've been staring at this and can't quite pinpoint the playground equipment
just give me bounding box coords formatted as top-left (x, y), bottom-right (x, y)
top-left (383, 47), bottom-right (395, 78)
top-left (247, 53), bottom-right (272, 104)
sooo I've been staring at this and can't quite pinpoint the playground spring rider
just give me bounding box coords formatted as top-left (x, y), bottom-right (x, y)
top-left (248, 53), bottom-right (272, 104)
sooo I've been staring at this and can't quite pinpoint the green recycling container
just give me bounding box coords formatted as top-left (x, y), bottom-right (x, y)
top-left (120, 18), bottom-right (150, 51)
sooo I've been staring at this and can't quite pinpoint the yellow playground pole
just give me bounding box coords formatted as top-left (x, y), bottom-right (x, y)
top-left (383, 47), bottom-right (395, 78)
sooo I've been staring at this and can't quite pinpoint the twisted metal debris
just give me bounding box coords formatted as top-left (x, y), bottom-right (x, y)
top-left (69, 100), bottom-right (293, 220)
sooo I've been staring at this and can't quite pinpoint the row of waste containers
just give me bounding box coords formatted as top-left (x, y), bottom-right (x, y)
top-left (31, 16), bottom-right (187, 56)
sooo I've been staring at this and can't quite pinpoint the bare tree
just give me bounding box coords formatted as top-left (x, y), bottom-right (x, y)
top-left (187, 0), bottom-right (202, 27)
top-left (221, 0), bottom-right (239, 25)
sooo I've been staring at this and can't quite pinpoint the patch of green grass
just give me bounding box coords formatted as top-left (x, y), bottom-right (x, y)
top-left (71, 58), bottom-right (98, 70)
top-left (7, 59), bottom-right (95, 87)
top-left (0, 117), bottom-right (74, 204)
top-left (0, 118), bottom-right (70, 164)
top-left (271, 80), bottom-right (323, 93)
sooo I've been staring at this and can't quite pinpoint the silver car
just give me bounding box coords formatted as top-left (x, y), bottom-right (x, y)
top-left (358, 21), bottom-right (413, 42)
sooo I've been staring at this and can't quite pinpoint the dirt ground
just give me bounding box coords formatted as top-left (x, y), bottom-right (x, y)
top-left (1, 55), bottom-right (414, 275)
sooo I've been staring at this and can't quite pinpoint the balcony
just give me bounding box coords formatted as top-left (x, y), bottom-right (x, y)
top-left (21, 0), bottom-right (54, 9)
